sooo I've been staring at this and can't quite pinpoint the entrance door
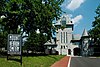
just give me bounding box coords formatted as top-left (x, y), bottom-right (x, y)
top-left (68, 49), bottom-right (71, 55)
top-left (74, 48), bottom-right (80, 56)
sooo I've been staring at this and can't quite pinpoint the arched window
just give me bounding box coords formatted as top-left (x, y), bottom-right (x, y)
top-left (61, 16), bottom-right (66, 26)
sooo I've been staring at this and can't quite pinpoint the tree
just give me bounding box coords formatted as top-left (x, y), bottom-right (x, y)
top-left (22, 0), bottom-right (64, 37)
top-left (0, 0), bottom-right (6, 16)
top-left (89, 4), bottom-right (100, 44)
top-left (0, 0), bottom-right (64, 51)
top-left (1, 0), bottom-right (24, 34)
top-left (24, 32), bottom-right (47, 52)
top-left (23, 0), bottom-right (64, 52)
top-left (0, 0), bottom-right (7, 48)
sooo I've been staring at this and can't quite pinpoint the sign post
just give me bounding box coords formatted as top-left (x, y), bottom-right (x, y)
top-left (7, 34), bottom-right (22, 65)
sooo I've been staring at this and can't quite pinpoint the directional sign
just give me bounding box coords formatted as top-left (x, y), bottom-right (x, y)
top-left (7, 34), bottom-right (22, 55)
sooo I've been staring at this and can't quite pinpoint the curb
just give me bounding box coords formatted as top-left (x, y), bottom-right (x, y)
top-left (68, 56), bottom-right (71, 67)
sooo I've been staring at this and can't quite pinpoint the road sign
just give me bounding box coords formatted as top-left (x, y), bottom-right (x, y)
top-left (7, 34), bottom-right (22, 55)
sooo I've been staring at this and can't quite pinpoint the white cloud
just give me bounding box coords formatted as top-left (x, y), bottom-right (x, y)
top-left (72, 15), bottom-right (83, 27)
top-left (67, 0), bottom-right (85, 11)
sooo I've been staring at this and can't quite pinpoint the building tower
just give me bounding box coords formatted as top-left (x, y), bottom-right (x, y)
top-left (55, 14), bottom-right (74, 55)
top-left (81, 29), bottom-right (90, 56)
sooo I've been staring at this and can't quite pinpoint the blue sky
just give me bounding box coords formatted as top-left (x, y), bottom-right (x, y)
top-left (61, 0), bottom-right (100, 35)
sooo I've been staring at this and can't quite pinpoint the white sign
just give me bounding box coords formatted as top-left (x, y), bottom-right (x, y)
top-left (7, 34), bottom-right (22, 55)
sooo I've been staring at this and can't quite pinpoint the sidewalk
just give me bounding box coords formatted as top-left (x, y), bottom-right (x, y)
top-left (51, 56), bottom-right (70, 67)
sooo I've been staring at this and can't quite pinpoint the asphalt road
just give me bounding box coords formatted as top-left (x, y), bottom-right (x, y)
top-left (70, 57), bottom-right (100, 67)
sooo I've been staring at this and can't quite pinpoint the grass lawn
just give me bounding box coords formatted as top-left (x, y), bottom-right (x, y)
top-left (0, 55), bottom-right (65, 67)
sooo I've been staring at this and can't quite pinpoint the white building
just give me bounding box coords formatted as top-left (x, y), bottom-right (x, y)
top-left (44, 14), bottom-right (91, 56)
top-left (54, 14), bottom-right (79, 56)
top-left (44, 14), bottom-right (79, 56)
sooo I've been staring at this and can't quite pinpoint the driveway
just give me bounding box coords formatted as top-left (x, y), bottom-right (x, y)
top-left (70, 57), bottom-right (100, 67)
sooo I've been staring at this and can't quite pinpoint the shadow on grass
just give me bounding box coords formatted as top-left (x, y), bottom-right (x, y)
top-left (48, 55), bottom-right (58, 60)
top-left (47, 55), bottom-right (65, 60)
top-left (0, 51), bottom-right (59, 59)
top-left (7, 57), bottom-right (21, 63)
top-left (7, 55), bottom-right (22, 65)
top-left (0, 51), bottom-right (7, 58)
top-left (22, 52), bottom-right (48, 57)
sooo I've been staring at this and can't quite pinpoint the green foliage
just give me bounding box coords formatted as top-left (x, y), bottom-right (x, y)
top-left (0, 0), bottom-right (64, 50)
top-left (92, 5), bottom-right (100, 27)
top-left (24, 32), bottom-right (47, 52)
top-left (0, 32), bottom-right (7, 48)
top-left (89, 4), bottom-right (100, 44)
top-left (0, 0), bottom-right (6, 15)
top-left (21, 0), bottom-right (64, 37)
top-left (0, 0), bottom-right (23, 48)
top-left (23, 0), bottom-right (64, 51)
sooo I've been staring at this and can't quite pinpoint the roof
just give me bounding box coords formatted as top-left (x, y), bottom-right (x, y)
top-left (71, 40), bottom-right (80, 42)
top-left (44, 41), bottom-right (57, 46)
top-left (82, 29), bottom-right (88, 37)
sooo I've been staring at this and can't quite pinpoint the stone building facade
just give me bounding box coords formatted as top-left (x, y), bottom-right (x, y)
top-left (80, 29), bottom-right (91, 56)
top-left (44, 14), bottom-right (91, 56)
top-left (44, 14), bottom-right (79, 56)
top-left (54, 14), bottom-right (79, 56)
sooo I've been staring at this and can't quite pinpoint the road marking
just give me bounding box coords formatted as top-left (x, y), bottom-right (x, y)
top-left (68, 56), bottom-right (71, 67)
top-left (89, 57), bottom-right (97, 58)
top-left (71, 56), bottom-right (82, 57)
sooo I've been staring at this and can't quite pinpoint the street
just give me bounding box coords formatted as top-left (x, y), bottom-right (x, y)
top-left (70, 57), bottom-right (100, 67)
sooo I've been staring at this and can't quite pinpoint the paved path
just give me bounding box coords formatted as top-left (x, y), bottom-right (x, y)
top-left (70, 57), bottom-right (100, 67)
top-left (51, 56), bottom-right (70, 67)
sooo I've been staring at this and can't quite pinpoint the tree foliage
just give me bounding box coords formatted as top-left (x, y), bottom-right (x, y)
top-left (0, 0), bottom-right (64, 50)
top-left (89, 4), bottom-right (100, 44)
top-left (24, 32), bottom-right (47, 52)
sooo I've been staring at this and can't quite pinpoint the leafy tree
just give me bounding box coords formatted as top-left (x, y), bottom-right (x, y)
top-left (0, 32), bottom-right (7, 48)
top-left (22, 0), bottom-right (64, 37)
top-left (0, 0), bottom-right (64, 51)
top-left (0, 0), bottom-right (6, 16)
top-left (0, 0), bottom-right (7, 48)
top-left (24, 32), bottom-right (47, 52)
top-left (1, 0), bottom-right (24, 34)
top-left (23, 0), bottom-right (64, 51)
top-left (89, 4), bottom-right (100, 44)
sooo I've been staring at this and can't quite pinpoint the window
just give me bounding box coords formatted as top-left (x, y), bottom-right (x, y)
top-left (66, 32), bottom-right (68, 43)
top-left (64, 46), bottom-right (65, 49)
top-left (64, 32), bottom-right (65, 43)
top-left (61, 16), bottom-right (66, 26)
top-left (61, 32), bottom-right (62, 43)
top-left (61, 45), bottom-right (62, 49)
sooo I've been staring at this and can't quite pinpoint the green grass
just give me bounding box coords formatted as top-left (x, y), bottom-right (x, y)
top-left (0, 55), bottom-right (65, 67)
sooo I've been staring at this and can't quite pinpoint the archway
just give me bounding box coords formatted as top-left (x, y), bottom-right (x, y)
top-left (73, 48), bottom-right (80, 56)
top-left (68, 49), bottom-right (71, 55)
